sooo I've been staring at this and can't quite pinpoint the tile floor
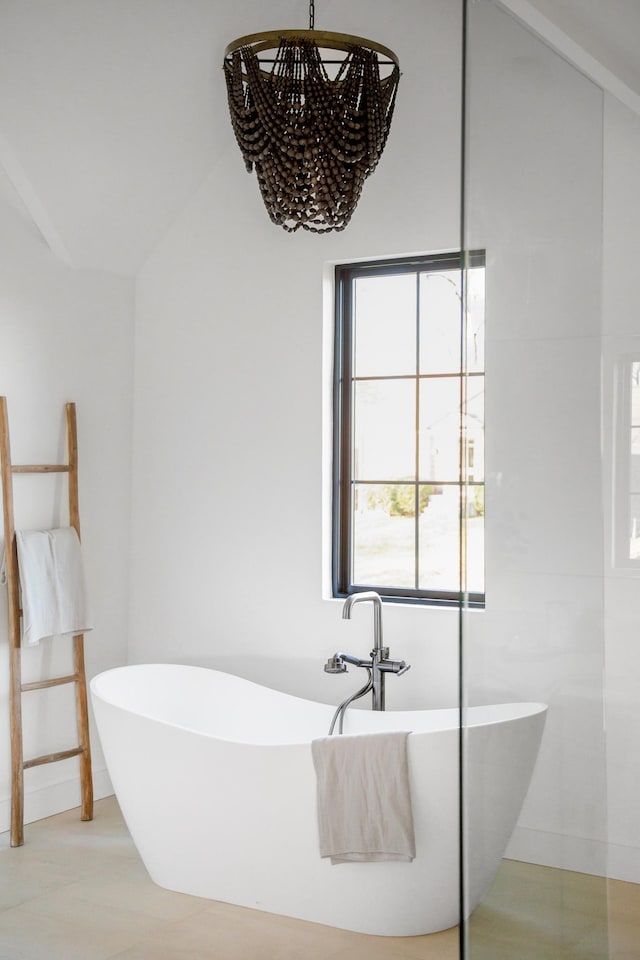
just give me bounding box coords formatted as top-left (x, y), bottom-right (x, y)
top-left (0, 798), bottom-right (457, 960)
top-left (468, 859), bottom-right (640, 960)
top-left (0, 797), bottom-right (638, 959)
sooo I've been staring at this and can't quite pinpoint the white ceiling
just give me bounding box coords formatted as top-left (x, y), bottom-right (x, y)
top-left (525, 0), bottom-right (640, 96)
top-left (0, 0), bottom-right (638, 277)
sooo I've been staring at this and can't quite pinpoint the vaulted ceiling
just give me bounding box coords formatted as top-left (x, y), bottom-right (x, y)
top-left (526, 0), bottom-right (640, 96)
top-left (1, 0), bottom-right (638, 277)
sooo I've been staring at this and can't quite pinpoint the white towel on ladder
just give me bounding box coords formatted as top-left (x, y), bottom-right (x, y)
top-left (15, 527), bottom-right (93, 646)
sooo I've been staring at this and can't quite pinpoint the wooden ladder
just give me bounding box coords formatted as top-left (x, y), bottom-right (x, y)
top-left (0, 396), bottom-right (93, 847)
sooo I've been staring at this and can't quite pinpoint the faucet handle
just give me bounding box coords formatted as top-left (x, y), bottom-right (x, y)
top-left (378, 658), bottom-right (411, 676)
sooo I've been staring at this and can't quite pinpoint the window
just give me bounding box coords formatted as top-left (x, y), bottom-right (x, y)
top-left (332, 252), bottom-right (485, 605)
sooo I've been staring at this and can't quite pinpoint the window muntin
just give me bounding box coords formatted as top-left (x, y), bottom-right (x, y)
top-left (333, 252), bottom-right (485, 605)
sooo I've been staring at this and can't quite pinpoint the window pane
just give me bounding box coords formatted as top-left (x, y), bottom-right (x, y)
top-left (466, 265), bottom-right (485, 373)
top-left (419, 265), bottom-right (485, 376)
top-left (418, 485), bottom-right (460, 592)
top-left (419, 270), bottom-right (461, 374)
top-left (419, 378), bottom-right (460, 482)
top-left (354, 379), bottom-right (415, 480)
top-left (353, 484), bottom-right (415, 587)
top-left (466, 485), bottom-right (485, 594)
top-left (466, 375), bottom-right (485, 482)
top-left (354, 274), bottom-right (416, 377)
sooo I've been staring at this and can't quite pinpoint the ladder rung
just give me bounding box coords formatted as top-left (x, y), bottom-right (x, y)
top-left (24, 747), bottom-right (84, 770)
top-left (12, 465), bottom-right (71, 474)
top-left (21, 674), bottom-right (79, 692)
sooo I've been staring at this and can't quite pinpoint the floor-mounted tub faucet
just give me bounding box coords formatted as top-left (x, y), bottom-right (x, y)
top-left (325, 591), bottom-right (410, 714)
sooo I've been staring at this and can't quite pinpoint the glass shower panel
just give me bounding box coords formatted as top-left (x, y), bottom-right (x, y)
top-left (461, 2), bottom-right (609, 957)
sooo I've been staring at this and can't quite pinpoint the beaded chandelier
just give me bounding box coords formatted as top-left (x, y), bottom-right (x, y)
top-left (223, 2), bottom-right (400, 234)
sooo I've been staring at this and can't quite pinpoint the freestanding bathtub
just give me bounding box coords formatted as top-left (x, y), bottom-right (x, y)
top-left (90, 663), bottom-right (546, 937)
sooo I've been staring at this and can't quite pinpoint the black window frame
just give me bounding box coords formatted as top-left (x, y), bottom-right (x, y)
top-left (332, 250), bottom-right (486, 607)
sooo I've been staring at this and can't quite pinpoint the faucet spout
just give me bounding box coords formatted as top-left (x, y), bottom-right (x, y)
top-left (342, 591), bottom-right (386, 710)
top-left (342, 591), bottom-right (384, 654)
top-left (332, 591), bottom-right (410, 717)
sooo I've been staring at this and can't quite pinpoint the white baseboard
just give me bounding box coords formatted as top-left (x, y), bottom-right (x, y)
top-left (606, 841), bottom-right (640, 884)
top-left (507, 825), bottom-right (640, 884)
top-left (0, 767), bottom-right (114, 838)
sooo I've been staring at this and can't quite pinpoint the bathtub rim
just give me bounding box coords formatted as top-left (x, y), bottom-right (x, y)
top-left (90, 662), bottom-right (548, 745)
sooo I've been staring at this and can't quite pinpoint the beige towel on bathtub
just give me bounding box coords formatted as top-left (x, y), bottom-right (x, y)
top-left (311, 731), bottom-right (415, 864)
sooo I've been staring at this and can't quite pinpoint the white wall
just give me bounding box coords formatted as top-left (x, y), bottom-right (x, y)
top-left (464, 3), bottom-right (640, 887)
top-left (601, 95), bottom-right (640, 884)
top-left (0, 199), bottom-right (134, 830)
top-left (464, 3), bottom-right (609, 879)
top-left (130, 0), bottom-right (464, 710)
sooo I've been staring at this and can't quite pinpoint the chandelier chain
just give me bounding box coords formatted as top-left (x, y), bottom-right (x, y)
top-left (309, 0), bottom-right (315, 30)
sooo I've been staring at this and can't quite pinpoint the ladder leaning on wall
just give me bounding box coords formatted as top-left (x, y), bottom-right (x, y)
top-left (0, 396), bottom-right (93, 847)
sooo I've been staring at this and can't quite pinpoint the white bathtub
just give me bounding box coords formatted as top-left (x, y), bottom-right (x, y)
top-left (90, 663), bottom-right (546, 937)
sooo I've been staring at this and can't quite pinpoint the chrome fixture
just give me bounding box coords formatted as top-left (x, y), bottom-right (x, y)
top-left (323, 591), bottom-right (410, 728)
top-left (324, 655), bottom-right (347, 674)
top-left (327, 669), bottom-right (373, 736)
